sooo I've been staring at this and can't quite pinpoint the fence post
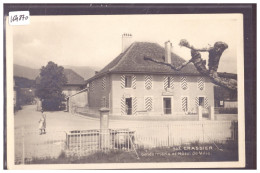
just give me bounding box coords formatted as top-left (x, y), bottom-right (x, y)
top-left (99, 107), bottom-right (110, 150)
top-left (208, 106), bottom-right (215, 120)
top-left (79, 131), bottom-right (82, 157)
top-left (202, 123), bottom-right (205, 143)
top-left (167, 124), bottom-right (170, 147)
top-left (22, 127), bottom-right (25, 164)
top-left (198, 106), bottom-right (203, 121)
top-left (231, 121), bottom-right (238, 141)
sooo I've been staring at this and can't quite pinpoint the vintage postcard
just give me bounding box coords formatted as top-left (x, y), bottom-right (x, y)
top-left (5, 5), bottom-right (248, 169)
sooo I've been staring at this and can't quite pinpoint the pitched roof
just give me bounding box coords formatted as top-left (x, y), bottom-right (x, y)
top-left (87, 42), bottom-right (199, 82)
top-left (64, 69), bottom-right (84, 85)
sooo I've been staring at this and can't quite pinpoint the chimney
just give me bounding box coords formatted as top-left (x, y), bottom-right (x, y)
top-left (122, 33), bottom-right (133, 53)
top-left (164, 40), bottom-right (172, 64)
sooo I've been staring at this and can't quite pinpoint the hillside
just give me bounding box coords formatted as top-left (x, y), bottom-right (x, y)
top-left (13, 64), bottom-right (40, 80)
top-left (63, 65), bottom-right (99, 80)
top-left (13, 64), bottom-right (98, 80)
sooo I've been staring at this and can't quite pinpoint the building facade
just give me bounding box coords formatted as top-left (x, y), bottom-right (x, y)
top-left (86, 34), bottom-right (214, 116)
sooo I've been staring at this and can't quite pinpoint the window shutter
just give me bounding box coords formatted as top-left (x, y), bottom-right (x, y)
top-left (163, 76), bottom-right (168, 89)
top-left (145, 97), bottom-right (153, 112)
top-left (182, 97), bottom-right (188, 112)
top-left (197, 77), bottom-right (204, 90)
top-left (170, 76), bottom-right (174, 89)
top-left (132, 75), bottom-right (136, 89)
top-left (204, 97), bottom-right (209, 108)
top-left (91, 81), bottom-right (95, 92)
top-left (145, 75), bottom-right (152, 90)
top-left (121, 97), bottom-right (125, 115)
top-left (102, 77), bottom-right (106, 90)
top-left (121, 75), bottom-right (125, 89)
top-left (132, 97), bottom-right (137, 115)
top-left (181, 77), bottom-right (188, 90)
top-left (195, 97), bottom-right (199, 107)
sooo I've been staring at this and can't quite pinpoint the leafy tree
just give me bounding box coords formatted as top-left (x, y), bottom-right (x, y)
top-left (36, 61), bottom-right (67, 111)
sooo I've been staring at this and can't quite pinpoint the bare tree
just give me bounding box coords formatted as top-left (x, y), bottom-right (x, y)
top-left (144, 39), bottom-right (237, 90)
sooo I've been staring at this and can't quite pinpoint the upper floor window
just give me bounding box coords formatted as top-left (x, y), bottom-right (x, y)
top-left (121, 75), bottom-right (136, 89)
top-left (164, 76), bottom-right (174, 89)
top-left (125, 76), bottom-right (132, 88)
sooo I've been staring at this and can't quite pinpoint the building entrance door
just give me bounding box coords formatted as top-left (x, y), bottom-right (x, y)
top-left (125, 98), bottom-right (132, 115)
top-left (163, 98), bottom-right (172, 114)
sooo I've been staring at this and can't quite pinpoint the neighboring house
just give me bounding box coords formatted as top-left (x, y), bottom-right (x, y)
top-left (214, 85), bottom-right (237, 108)
top-left (62, 69), bottom-right (85, 97)
top-left (85, 33), bottom-right (215, 116)
top-left (35, 69), bottom-right (85, 97)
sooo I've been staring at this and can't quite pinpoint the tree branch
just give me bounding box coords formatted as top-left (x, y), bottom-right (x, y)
top-left (179, 39), bottom-right (211, 52)
top-left (143, 39), bottom-right (237, 91)
top-left (144, 57), bottom-right (192, 71)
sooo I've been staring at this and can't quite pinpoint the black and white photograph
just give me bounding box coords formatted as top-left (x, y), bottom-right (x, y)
top-left (4, 4), bottom-right (256, 170)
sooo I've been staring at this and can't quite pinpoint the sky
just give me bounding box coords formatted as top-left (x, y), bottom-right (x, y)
top-left (11, 14), bottom-right (243, 73)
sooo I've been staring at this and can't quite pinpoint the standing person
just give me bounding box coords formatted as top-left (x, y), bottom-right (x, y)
top-left (39, 110), bottom-right (46, 135)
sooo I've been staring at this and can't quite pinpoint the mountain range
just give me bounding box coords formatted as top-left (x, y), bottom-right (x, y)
top-left (13, 64), bottom-right (99, 80)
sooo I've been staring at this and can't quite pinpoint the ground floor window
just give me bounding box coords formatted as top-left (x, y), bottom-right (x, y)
top-left (163, 98), bottom-right (172, 114)
top-left (199, 97), bottom-right (205, 107)
top-left (125, 98), bottom-right (132, 115)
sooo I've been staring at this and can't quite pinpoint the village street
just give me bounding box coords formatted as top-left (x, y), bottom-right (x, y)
top-left (14, 105), bottom-right (149, 161)
top-left (14, 105), bottom-right (159, 133)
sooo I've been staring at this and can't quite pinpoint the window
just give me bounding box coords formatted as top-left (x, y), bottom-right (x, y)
top-left (125, 76), bottom-right (132, 88)
top-left (163, 98), bottom-right (172, 114)
top-left (199, 97), bottom-right (205, 107)
top-left (164, 76), bottom-right (174, 89)
top-left (125, 98), bottom-right (132, 115)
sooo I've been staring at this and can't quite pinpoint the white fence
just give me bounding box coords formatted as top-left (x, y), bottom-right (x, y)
top-left (14, 121), bottom-right (237, 164)
top-left (15, 129), bottom-right (66, 164)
